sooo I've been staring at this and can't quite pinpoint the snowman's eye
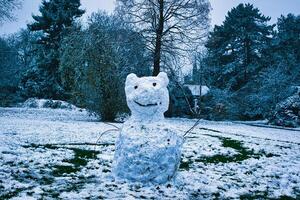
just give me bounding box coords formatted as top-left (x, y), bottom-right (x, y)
top-left (153, 83), bottom-right (157, 87)
top-left (134, 85), bottom-right (138, 89)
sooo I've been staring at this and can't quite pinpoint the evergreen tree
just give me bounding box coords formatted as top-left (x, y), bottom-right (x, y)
top-left (203, 9), bottom-right (300, 120)
top-left (242, 14), bottom-right (300, 120)
top-left (273, 14), bottom-right (300, 84)
top-left (277, 14), bottom-right (300, 61)
top-left (206, 3), bottom-right (274, 91)
top-left (255, 14), bottom-right (300, 115)
top-left (29, 0), bottom-right (84, 50)
top-left (21, 0), bottom-right (84, 99)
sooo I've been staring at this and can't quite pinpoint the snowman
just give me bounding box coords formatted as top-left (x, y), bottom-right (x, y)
top-left (113, 72), bottom-right (183, 184)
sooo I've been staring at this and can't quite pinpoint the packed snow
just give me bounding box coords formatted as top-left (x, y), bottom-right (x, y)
top-left (0, 107), bottom-right (300, 199)
top-left (113, 73), bottom-right (183, 183)
top-left (21, 98), bottom-right (84, 112)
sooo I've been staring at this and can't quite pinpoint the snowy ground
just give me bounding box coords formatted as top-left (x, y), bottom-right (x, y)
top-left (0, 107), bottom-right (299, 199)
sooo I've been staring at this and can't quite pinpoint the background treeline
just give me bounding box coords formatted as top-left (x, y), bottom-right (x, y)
top-left (0, 1), bottom-right (299, 122)
top-left (185, 4), bottom-right (300, 122)
top-left (0, 0), bottom-right (152, 121)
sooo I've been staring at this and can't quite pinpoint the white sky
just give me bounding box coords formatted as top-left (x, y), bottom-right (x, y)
top-left (0, 0), bottom-right (299, 36)
top-left (0, 0), bottom-right (116, 36)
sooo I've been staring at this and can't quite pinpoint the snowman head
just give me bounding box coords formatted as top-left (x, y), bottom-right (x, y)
top-left (125, 72), bottom-right (169, 119)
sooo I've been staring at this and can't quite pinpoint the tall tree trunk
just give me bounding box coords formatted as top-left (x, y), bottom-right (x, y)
top-left (153, 0), bottom-right (164, 76)
top-left (244, 38), bottom-right (250, 80)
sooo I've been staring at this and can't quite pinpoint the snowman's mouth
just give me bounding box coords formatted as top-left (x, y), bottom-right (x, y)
top-left (134, 100), bottom-right (158, 107)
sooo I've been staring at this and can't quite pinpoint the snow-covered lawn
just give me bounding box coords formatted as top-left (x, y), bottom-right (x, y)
top-left (0, 107), bottom-right (299, 199)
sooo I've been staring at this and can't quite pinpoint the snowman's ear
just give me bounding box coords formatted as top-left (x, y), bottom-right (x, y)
top-left (126, 73), bottom-right (138, 86)
top-left (157, 72), bottom-right (169, 87)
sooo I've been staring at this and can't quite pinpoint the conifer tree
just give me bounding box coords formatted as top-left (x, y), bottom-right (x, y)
top-left (22, 0), bottom-right (84, 99)
top-left (276, 14), bottom-right (300, 65)
top-left (206, 3), bottom-right (274, 91)
top-left (259, 14), bottom-right (300, 106)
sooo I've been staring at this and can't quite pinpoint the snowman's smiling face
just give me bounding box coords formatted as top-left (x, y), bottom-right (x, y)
top-left (125, 72), bottom-right (169, 117)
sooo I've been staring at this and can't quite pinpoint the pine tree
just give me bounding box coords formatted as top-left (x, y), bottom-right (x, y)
top-left (206, 3), bottom-right (274, 91)
top-left (277, 14), bottom-right (300, 60)
top-left (274, 14), bottom-right (300, 79)
top-left (29, 0), bottom-right (84, 49)
top-left (259, 14), bottom-right (300, 107)
top-left (22, 0), bottom-right (84, 99)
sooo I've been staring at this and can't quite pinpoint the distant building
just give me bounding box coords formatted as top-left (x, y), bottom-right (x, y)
top-left (184, 84), bottom-right (210, 113)
top-left (184, 84), bottom-right (209, 97)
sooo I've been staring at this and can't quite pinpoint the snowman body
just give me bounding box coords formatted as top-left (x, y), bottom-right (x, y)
top-left (113, 73), bottom-right (183, 184)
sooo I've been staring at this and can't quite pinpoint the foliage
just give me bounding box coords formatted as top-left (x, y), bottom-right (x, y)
top-left (203, 4), bottom-right (300, 120)
top-left (28, 0), bottom-right (85, 47)
top-left (1, 1), bottom-right (300, 124)
top-left (59, 12), bottom-right (150, 121)
top-left (0, 36), bottom-right (23, 106)
top-left (206, 3), bottom-right (274, 91)
top-left (0, 37), bottom-right (19, 87)
top-left (268, 90), bottom-right (300, 127)
top-left (0, 29), bottom-right (44, 106)
top-left (20, 0), bottom-right (85, 99)
top-left (6, 29), bottom-right (43, 100)
top-left (11, 29), bottom-right (40, 71)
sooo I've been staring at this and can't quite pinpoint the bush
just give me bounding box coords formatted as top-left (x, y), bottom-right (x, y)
top-left (21, 98), bottom-right (81, 110)
top-left (0, 86), bottom-right (23, 107)
top-left (268, 91), bottom-right (300, 127)
top-left (59, 13), bottom-right (150, 121)
top-left (19, 68), bottom-right (65, 100)
top-left (199, 89), bottom-right (239, 120)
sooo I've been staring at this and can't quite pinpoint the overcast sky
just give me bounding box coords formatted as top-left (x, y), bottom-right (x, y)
top-left (0, 0), bottom-right (299, 36)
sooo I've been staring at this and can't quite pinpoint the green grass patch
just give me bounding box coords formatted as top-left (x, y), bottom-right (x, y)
top-left (180, 134), bottom-right (279, 169)
top-left (18, 144), bottom-right (101, 196)
top-left (0, 188), bottom-right (28, 200)
top-left (195, 134), bottom-right (278, 164)
top-left (179, 159), bottom-right (193, 170)
top-left (22, 143), bottom-right (100, 176)
top-left (53, 148), bottom-right (99, 177)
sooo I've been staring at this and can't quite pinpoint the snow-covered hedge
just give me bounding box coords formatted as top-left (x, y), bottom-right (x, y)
top-left (268, 93), bottom-right (300, 128)
top-left (21, 98), bottom-right (82, 111)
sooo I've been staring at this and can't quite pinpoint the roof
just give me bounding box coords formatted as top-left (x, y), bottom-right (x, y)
top-left (184, 84), bottom-right (210, 96)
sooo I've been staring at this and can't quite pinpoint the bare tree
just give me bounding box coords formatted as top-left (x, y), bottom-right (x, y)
top-left (116, 0), bottom-right (211, 76)
top-left (0, 0), bottom-right (23, 24)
